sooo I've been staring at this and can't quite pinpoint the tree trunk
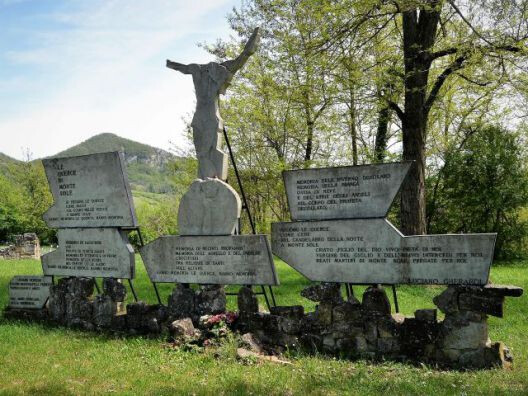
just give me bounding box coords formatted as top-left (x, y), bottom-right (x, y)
top-left (374, 103), bottom-right (390, 163)
top-left (398, 2), bottom-right (441, 235)
top-left (305, 121), bottom-right (314, 163)
top-left (349, 87), bottom-right (358, 165)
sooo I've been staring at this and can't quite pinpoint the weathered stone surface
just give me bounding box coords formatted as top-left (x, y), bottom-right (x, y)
top-left (316, 302), bottom-right (334, 326)
top-left (103, 278), bottom-right (127, 302)
top-left (42, 151), bottom-right (137, 228)
top-left (377, 316), bottom-right (400, 338)
top-left (301, 283), bottom-right (343, 303)
top-left (168, 285), bottom-right (196, 319)
top-left (8, 276), bottom-right (51, 309)
top-left (169, 318), bottom-right (196, 338)
top-left (197, 285), bottom-right (226, 315)
top-left (283, 162), bottom-right (412, 220)
top-left (65, 295), bottom-right (93, 325)
top-left (270, 306), bottom-right (305, 320)
top-left (178, 178), bottom-right (241, 236)
top-left (440, 313), bottom-right (488, 350)
top-left (42, 228), bottom-right (135, 279)
top-left (332, 301), bottom-right (361, 323)
top-left (458, 292), bottom-right (504, 317)
top-left (167, 28), bottom-right (260, 180)
top-left (237, 286), bottom-right (259, 313)
top-left (125, 302), bottom-right (167, 334)
top-left (377, 337), bottom-right (400, 354)
top-left (415, 309), bottom-right (437, 322)
top-left (433, 287), bottom-right (459, 314)
top-left (48, 284), bottom-right (67, 322)
top-left (241, 333), bottom-right (264, 354)
top-left (482, 284), bottom-right (523, 297)
top-left (272, 219), bottom-right (494, 285)
top-left (362, 286), bottom-right (391, 315)
top-left (66, 277), bottom-right (95, 298)
top-left (456, 342), bottom-right (512, 369)
top-left (93, 295), bottom-right (117, 328)
top-left (141, 234), bottom-right (278, 285)
top-left (400, 318), bottom-right (440, 357)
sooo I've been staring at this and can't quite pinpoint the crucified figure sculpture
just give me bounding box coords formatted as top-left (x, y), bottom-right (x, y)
top-left (167, 27), bottom-right (260, 180)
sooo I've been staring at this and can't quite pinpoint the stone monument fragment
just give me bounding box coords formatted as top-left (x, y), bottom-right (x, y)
top-left (178, 178), bottom-right (241, 235)
top-left (272, 218), bottom-right (495, 285)
top-left (42, 228), bottom-right (135, 279)
top-left (140, 235), bottom-right (278, 285)
top-left (272, 162), bottom-right (496, 285)
top-left (39, 151), bottom-right (138, 282)
top-left (167, 28), bottom-right (260, 181)
top-left (143, 26), bottom-right (278, 289)
top-left (8, 276), bottom-right (52, 309)
top-left (43, 151), bottom-right (137, 228)
top-left (283, 162), bottom-right (412, 220)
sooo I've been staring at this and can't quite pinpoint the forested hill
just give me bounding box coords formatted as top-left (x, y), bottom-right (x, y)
top-left (50, 133), bottom-right (179, 194)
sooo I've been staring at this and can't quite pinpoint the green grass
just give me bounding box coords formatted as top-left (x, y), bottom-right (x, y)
top-left (0, 257), bottom-right (527, 395)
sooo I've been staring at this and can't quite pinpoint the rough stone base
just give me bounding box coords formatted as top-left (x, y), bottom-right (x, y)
top-left (2, 279), bottom-right (523, 370)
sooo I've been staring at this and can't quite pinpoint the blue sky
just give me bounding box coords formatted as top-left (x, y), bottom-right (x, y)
top-left (0, 0), bottom-right (241, 160)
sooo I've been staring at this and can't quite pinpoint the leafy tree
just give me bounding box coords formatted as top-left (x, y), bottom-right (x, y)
top-left (427, 125), bottom-right (528, 258)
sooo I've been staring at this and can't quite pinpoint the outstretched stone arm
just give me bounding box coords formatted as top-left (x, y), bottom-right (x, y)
top-left (222, 27), bottom-right (260, 74)
top-left (166, 60), bottom-right (192, 74)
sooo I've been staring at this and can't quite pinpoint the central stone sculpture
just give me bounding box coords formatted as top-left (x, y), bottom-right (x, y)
top-left (167, 28), bottom-right (260, 180)
top-left (141, 27), bottom-right (278, 287)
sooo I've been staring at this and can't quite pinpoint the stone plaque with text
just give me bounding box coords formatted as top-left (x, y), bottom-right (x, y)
top-left (284, 162), bottom-right (411, 220)
top-left (43, 151), bottom-right (137, 228)
top-left (8, 276), bottom-right (52, 309)
top-left (140, 235), bottom-right (279, 285)
top-left (272, 219), bottom-right (495, 285)
top-left (42, 228), bottom-right (135, 279)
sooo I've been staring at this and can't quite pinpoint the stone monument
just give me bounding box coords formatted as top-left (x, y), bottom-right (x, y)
top-left (6, 151), bottom-right (137, 316)
top-left (141, 27), bottom-right (277, 313)
top-left (272, 162), bottom-right (495, 285)
top-left (167, 27), bottom-right (260, 181)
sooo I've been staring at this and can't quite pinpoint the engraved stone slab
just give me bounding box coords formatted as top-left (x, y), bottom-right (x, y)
top-left (140, 235), bottom-right (278, 285)
top-left (178, 178), bottom-right (241, 235)
top-left (8, 276), bottom-right (52, 309)
top-left (272, 219), bottom-right (495, 285)
top-left (43, 151), bottom-right (137, 228)
top-left (284, 162), bottom-right (412, 220)
top-left (42, 228), bottom-right (135, 279)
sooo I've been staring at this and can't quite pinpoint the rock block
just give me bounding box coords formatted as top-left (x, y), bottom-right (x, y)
top-left (103, 278), bottom-right (127, 302)
top-left (362, 286), bottom-right (391, 315)
top-left (415, 309), bottom-right (437, 322)
top-left (301, 283), bottom-right (343, 304)
top-left (237, 286), bottom-right (259, 313)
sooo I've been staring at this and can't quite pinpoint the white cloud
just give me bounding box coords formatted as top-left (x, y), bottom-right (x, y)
top-left (0, 0), bottom-right (237, 159)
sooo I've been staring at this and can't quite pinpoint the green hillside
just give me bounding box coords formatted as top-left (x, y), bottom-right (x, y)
top-left (0, 152), bottom-right (21, 174)
top-left (52, 133), bottom-right (179, 194)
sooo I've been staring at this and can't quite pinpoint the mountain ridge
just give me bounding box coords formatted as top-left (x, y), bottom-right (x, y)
top-left (1, 133), bottom-right (179, 194)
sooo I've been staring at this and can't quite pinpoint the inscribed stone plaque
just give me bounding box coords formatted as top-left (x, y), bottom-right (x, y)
top-left (140, 235), bottom-right (279, 285)
top-left (283, 162), bottom-right (412, 220)
top-left (43, 151), bottom-right (137, 228)
top-left (8, 276), bottom-right (52, 309)
top-left (42, 228), bottom-right (135, 279)
top-left (272, 219), bottom-right (495, 285)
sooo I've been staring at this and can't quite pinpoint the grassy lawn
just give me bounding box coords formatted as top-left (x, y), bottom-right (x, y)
top-left (0, 256), bottom-right (527, 395)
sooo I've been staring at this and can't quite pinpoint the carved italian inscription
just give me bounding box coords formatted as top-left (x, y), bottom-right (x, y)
top-left (43, 152), bottom-right (137, 228)
top-left (8, 276), bottom-right (52, 309)
top-left (272, 219), bottom-right (495, 285)
top-left (42, 228), bottom-right (135, 279)
top-left (284, 162), bottom-right (411, 220)
top-left (140, 235), bottom-right (279, 285)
